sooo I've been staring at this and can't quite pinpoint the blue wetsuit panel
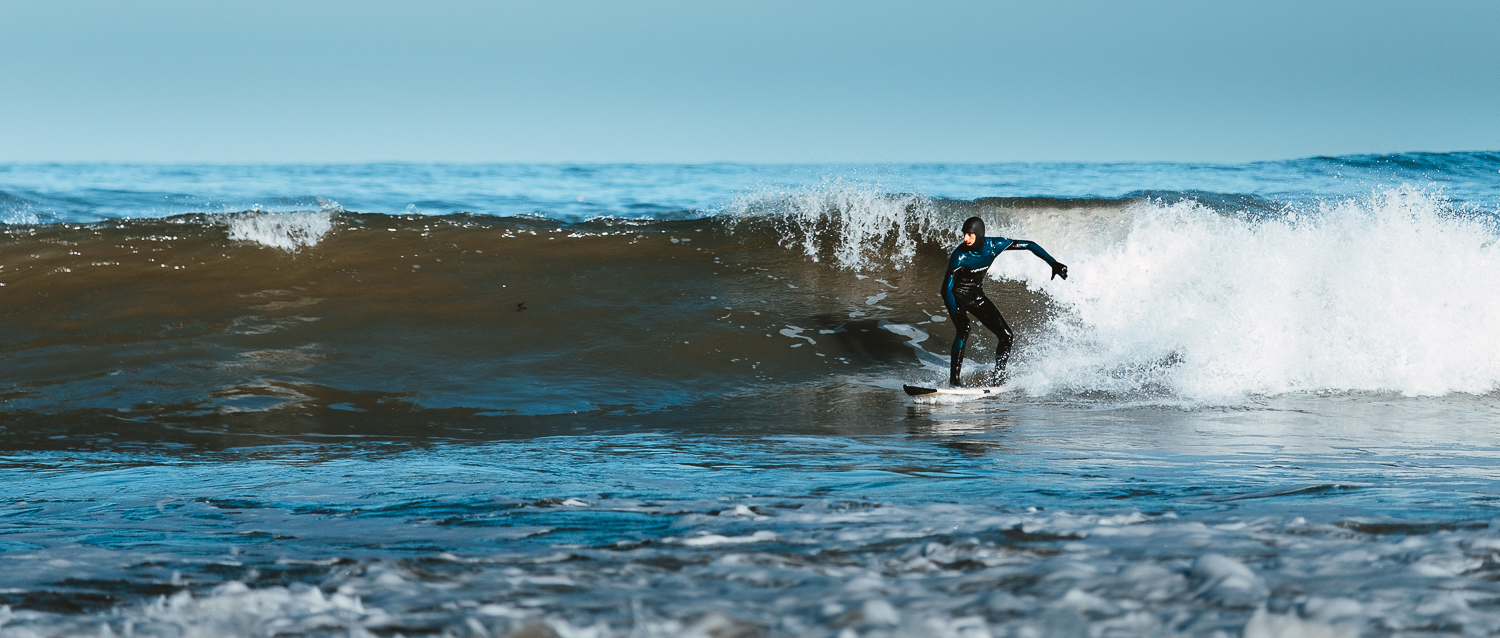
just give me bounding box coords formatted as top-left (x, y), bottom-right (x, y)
top-left (941, 237), bottom-right (1057, 315)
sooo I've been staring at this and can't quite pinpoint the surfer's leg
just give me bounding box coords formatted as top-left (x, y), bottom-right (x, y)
top-left (969, 295), bottom-right (1014, 379)
top-left (948, 309), bottom-right (972, 386)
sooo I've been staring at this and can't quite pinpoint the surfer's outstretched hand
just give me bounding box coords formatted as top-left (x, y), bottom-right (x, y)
top-left (1051, 261), bottom-right (1069, 280)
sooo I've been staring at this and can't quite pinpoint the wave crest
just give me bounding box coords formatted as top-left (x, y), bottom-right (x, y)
top-left (720, 181), bottom-right (950, 270)
top-left (1, 191), bottom-right (41, 226)
top-left (225, 209), bottom-right (335, 251)
top-left (1009, 188), bottom-right (1500, 400)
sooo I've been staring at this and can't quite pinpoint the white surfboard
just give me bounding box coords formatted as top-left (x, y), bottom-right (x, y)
top-left (903, 384), bottom-right (1010, 397)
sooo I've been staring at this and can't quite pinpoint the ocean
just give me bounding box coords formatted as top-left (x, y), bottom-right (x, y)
top-left (3, 153), bottom-right (1500, 637)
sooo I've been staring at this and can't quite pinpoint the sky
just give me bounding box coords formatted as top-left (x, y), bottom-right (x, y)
top-left (2, 0), bottom-right (1497, 164)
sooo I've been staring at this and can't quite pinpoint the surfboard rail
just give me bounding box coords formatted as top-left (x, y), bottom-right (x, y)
top-left (903, 384), bottom-right (1008, 397)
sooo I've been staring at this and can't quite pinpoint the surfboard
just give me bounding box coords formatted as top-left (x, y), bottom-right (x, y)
top-left (903, 384), bottom-right (1009, 397)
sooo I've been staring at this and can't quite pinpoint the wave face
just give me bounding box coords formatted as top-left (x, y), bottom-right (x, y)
top-left (3, 185), bottom-right (1498, 423)
top-left (2, 209), bottom-right (979, 422)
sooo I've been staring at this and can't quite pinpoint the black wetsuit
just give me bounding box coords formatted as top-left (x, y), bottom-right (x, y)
top-left (942, 236), bottom-right (1061, 386)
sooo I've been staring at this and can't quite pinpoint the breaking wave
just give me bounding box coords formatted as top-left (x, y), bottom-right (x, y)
top-left (726, 184), bottom-right (1500, 401)
top-left (1008, 188), bottom-right (1500, 400)
top-left (2, 181), bottom-right (1498, 420)
top-left (222, 201), bottom-right (341, 251)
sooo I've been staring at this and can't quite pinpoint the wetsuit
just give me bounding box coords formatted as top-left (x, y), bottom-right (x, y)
top-left (942, 236), bottom-right (1063, 386)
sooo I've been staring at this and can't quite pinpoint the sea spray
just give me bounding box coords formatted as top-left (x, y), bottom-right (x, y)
top-left (720, 180), bottom-right (1144, 273)
top-left (1003, 188), bottom-right (1500, 400)
top-left (720, 179), bottom-right (947, 270)
top-left (1, 195), bottom-right (41, 226)
top-left (225, 209), bottom-right (335, 251)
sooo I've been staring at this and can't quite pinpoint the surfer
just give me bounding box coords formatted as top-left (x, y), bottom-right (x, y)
top-left (942, 216), bottom-right (1067, 386)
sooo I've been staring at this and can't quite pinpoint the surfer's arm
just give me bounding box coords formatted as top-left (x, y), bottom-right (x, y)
top-left (941, 248), bottom-right (964, 314)
top-left (1007, 240), bottom-right (1069, 280)
top-left (941, 265), bottom-right (959, 315)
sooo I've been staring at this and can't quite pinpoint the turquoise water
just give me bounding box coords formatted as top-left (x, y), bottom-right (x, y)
top-left (3, 154), bottom-right (1500, 636)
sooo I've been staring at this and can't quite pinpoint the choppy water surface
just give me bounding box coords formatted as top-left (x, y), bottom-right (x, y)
top-left (4, 154), bottom-right (1500, 637)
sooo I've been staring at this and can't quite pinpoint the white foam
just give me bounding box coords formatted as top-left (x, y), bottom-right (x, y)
top-left (1244, 606), bottom-right (1357, 638)
top-left (721, 180), bottom-right (944, 270)
top-left (879, 320), bottom-right (948, 369)
top-left (1191, 554), bottom-right (1269, 606)
top-left (2, 207), bottom-right (40, 226)
top-left (995, 189), bottom-right (1500, 400)
top-left (0, 582), bottom-right (388, 638)
top-left (680, 530), bottom-right (778, 546)
top-left (225, 210), bottom-right (334, 251)
top-left (6, 502), bottom-right (1500, 638)
top-left (780, 325), bottom-right (818, 346)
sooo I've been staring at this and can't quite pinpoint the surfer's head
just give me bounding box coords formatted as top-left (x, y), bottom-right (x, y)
top-left (962, 217), bottom-right (985, 247)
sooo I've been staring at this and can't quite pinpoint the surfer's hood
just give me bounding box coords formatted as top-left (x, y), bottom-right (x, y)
top-left (961, 216), bottom-right (985, 250)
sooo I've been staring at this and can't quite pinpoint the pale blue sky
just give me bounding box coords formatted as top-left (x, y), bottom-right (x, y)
top-left (2, 0), bottom-right (1496, 163)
